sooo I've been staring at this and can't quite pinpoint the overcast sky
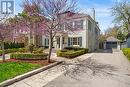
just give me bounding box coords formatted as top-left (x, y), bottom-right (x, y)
top-left (14, 0), bottom-right (126, 33)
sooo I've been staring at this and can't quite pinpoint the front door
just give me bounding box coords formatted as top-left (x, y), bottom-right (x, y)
top-left (57, 37), bottom-right (60, 48)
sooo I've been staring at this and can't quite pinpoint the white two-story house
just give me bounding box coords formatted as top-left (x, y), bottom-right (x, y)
top-left (42, 9), bottom-right (100, 51)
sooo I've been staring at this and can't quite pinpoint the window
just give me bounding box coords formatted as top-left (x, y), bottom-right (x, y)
top-left (73, 37), bottom-right (77, 45)
top-left (62, 37), bottom-right (65, 44)
top-left (68, 37), bottom-right (82, 46)
top-left (88, 20), bottom-right (92, 31)
top-left (58, 23), bottom-right (65, 30)
top-left (57, 37), bottom-right (60, 44)
top-left (44, 38), bottom-right (49, 46)
top-left (65, 22), bottom-right (73, 31)
top-left (74, 20), bottom-right (84, 29)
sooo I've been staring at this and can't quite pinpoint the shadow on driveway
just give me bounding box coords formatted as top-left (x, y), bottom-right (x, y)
top-left (94, 49), bottom-right (113, 53)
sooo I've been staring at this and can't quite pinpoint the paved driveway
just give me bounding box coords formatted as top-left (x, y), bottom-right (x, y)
top-left (44, 50), bottom-right (130, 87)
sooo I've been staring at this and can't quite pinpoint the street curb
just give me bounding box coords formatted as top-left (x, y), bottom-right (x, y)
top-left (0, 61), bottom-right (62, 87)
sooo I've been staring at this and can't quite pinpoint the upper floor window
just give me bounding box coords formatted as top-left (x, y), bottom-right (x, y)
top-left (88, 20), bottom-right (92, 31)
top-left (74, 20), bottom-right (84, 29)
top-left (65, 22), bottom-right (73, 30)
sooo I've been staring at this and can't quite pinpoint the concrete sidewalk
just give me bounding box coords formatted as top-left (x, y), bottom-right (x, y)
top-left (8, 53), bottom-right (93, 87)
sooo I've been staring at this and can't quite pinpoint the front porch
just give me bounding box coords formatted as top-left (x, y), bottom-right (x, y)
top-left (54, 34), bottom-right (68, 50)
top-left (42, 34), bottom-right (83, 50)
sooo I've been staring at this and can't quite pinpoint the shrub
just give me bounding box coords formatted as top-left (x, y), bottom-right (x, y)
top-left (4, 49), bottom-right (19, 54)
top-left (33, 48), bottom-right (44, 54)
top-left (4, 42), bottom-right (24, 49)
top-left (10, 53), bottom-right (48, 60)
top-left (0, 50), bottom-right (2, 56)
top-left (27, 44), bottom-right (35, 53)
top-left (122, 48), bottom-right (130, 55)
top-left (122, 48), bottom-right (130, 61)
top-left (18, 48), bottom-right (27, 53)
top-left (0, 48), bottom-right (28, 55)
top-left (57, 47), bottom-right (89, 58)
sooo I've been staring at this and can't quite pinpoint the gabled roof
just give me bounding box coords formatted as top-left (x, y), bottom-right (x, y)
top-left (106, 36), bottom-right (120, 42)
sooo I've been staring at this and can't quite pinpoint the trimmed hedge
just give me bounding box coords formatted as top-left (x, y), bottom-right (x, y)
top-left (4, 42), bottom-right (24, 49)
top-left (0, 50), bottom-right (3, 56)
top-left (0, 49), bottom-right (19, 55)
top-left (0, 48), bottom-right (27, 56)
top-left (57, 47), bottom-right (89, 58)
top-left (10, 53), bottom-right (48, 60)
top-left (64, 47), bottom-right (86, 51)
top-left (122, 48), bottom-right (130, 61)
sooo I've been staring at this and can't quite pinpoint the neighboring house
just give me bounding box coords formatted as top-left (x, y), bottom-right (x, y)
top-left (42, 9), bottom-right (100, 51)
top-left (104, 36), bottom-right (121, 50)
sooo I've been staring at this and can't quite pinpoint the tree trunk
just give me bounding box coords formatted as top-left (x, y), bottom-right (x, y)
top-left (1, 41), bottom-right (5, 62)
top-left (48, 33), bottom-right (53, 63)
top-left (48, 38), bottom-right (52, 63)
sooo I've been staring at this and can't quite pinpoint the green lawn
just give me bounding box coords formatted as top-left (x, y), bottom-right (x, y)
top-left (0, 62), bottom-right (41, 82)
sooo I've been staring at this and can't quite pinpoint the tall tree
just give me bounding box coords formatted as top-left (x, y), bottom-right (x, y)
top-left (112, 0), bottom-right (130, 32)
top-left (19, 0), bottom-right (77, 62)
top-left (105, 26), bottom-right (126, 41)
top-left (105, 26), bottom-right (119, 38)
top-left (0, 15), bottom-right (13, 62)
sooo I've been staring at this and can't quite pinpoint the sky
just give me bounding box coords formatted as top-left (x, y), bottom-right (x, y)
top-left (14, 0), bottom-right (123, 33)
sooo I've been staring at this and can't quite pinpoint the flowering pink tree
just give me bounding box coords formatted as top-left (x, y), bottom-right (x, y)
top-left (12, 0), bottom-right (77, 62)
top-left (0, 15), bottom-right (14, 62)
top-left (17, 0), bottom-right (44, 46)
top-left (38, 0), bottom-right (77, 62)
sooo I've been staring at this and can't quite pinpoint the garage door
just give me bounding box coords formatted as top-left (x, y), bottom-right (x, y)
top-left (106, 42), bottom-right (117, 49)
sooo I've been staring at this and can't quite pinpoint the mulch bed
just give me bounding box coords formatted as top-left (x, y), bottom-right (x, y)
top-left (0, 59), bottom-right (55, 66)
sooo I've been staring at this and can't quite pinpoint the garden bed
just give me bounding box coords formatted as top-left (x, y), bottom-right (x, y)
top-left (0, 59), bottom-right (55, 83)
top-left (57, 47), bottom-right (89, 58)
top-left (10, 53), bottom-right (48, 60)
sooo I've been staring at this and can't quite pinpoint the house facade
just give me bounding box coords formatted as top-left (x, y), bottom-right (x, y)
top-left (42, 11), bottom-right (100, 51)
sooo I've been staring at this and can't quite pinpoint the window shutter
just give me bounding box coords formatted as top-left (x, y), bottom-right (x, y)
top-left (79, 37), bottom-right (82, 46)
top-left (68, 37), bottom-right (70, 46)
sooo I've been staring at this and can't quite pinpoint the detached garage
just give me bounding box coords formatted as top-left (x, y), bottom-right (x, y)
top-left (104, 37), bottom-right (121, 50)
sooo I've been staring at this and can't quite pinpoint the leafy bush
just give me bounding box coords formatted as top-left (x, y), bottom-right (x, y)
top-left (64, 47), bottom-right (84, 51)
top-left (10, 53), bottom-right (48, 60)
top-left (57, 47), bottom-right (88, 58)
top-left (27, 44), bottom-right (35, 53)
top-left (0, 50), bottom-right (3, 56)
top-left (122, 48), bottom-right (130, 60)
top-left (18, 48), bottom-right (27, 53)
top-left (5, 49), bottom-right (19, 53)
top-left (33, 48), bottom-right (44, 54)
top-left (4, 42), bottom-right (24, 49)
top-left (0, 48), bottom-right (28, 55)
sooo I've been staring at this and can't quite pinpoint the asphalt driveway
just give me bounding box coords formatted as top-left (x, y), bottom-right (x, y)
top-left (44, 50), bottom-right (130, 87)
